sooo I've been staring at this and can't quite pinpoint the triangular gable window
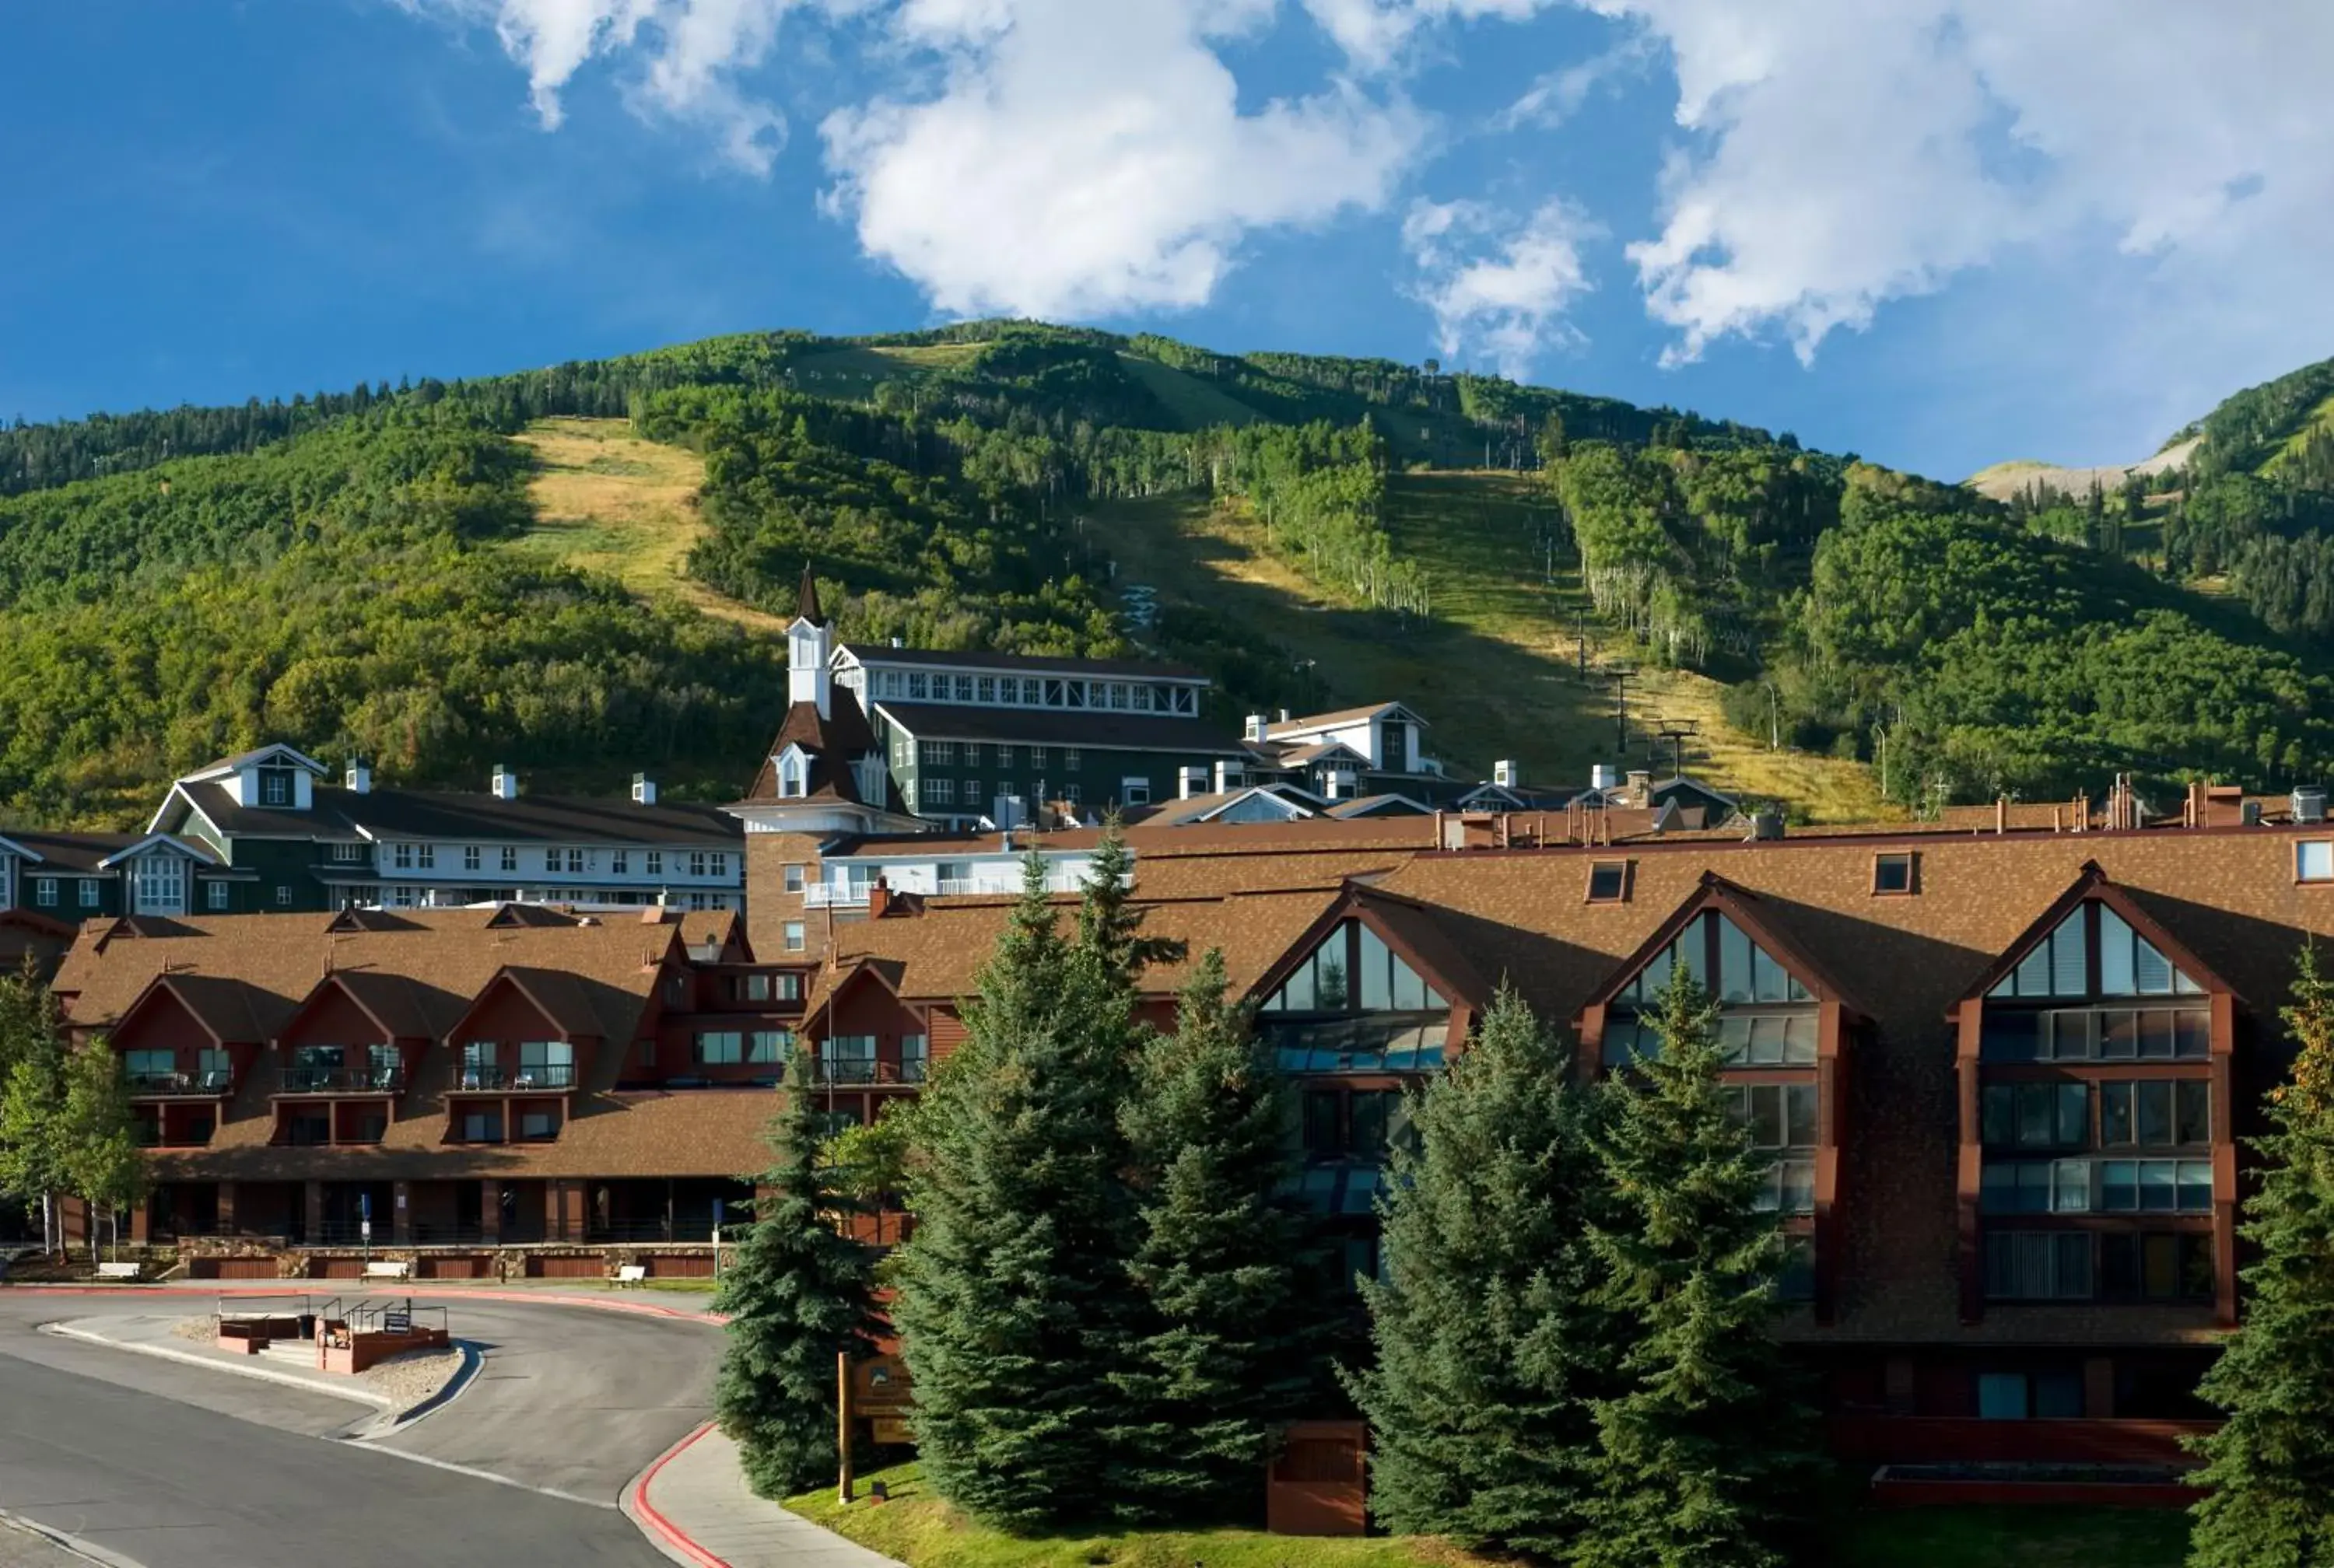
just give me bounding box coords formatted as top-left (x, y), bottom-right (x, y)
top-left (1263, 919), bottom-right (1444, 1015)
top-left (1608, 910), bottom-right (1815, 1066)
top-left (1988, 904), bottom-right (2204, 1001)
top-left (776, 746), bottom-right (811, 800)
top-left (1617, 912), bottom-right (1810, 1008)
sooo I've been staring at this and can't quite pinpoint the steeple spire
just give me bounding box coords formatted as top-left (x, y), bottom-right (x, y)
top-left (796, 562), bottom-right (825, 627)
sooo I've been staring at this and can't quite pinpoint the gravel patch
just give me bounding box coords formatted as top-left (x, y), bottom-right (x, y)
top-left (168, 1314), bottom-right (218, 1343)
top-left (365, 1346), bottom-right (464, 1409)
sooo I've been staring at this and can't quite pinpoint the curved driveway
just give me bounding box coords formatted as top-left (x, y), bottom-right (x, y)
top-left (0, 1286), bottom-right (720, 1568)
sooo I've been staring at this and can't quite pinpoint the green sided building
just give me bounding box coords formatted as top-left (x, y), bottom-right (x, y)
top-left (830, 643), bottom-right (1253, 828)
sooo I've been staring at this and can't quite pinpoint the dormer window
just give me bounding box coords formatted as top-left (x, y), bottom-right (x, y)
top-left (778, 751), bottom-right (809, 799)
top-left (261, 768), bottom-right (291, 807)
top-left (1586, 860), bottom-right (1630, 903)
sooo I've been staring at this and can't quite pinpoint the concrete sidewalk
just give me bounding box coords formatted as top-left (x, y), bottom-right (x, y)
top-left (636, 1426), bottom-right (905, 1568)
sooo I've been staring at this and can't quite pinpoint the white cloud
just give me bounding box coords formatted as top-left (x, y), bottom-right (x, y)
top-left (1578, 0), bottom-right (2334, 367)
top-left (404, 0), bottom-right (799, 170)
top-left (1404, 197), bottom-right (1596, 376)
top-left (1300, 0), bottom-right (1554, 75)
top-left (1497, 36), bottom-right (1644, 130)
top-left (821, 0), bottom-right (1425, 318)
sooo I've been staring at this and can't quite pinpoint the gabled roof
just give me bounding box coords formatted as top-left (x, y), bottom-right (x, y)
top-left (740, 687), bottom-right (899, 810)
top-left (94, 832), bottom-right (217, 870)
top-left (1264, 702), bottom-right (1426, 738)
top-left (836, 644), bottom-right (1204, 680)
top-left (55, 908), bottom-right (682, 1046)
top-left (168, 779), bottom-right (743, 847)
top-left (1950, 860), bottom-right (2241, 1013)
top-left (279, 968), bottom-right (443, 1043)
top-left (1579, 870), bottom-right (1869, 1018)
top-left (117, 971), bottom-right (275, 1046)
top-left (182, 743), bottom-right (329, 782)
top-left (1325, 793), bottom-right (1432, 819)
top-left (1131, 786), bottom-right (1319, 828)
top-left (1249, 880), bottom-right (1491, 1014)
top-left (0, 828), bottom-right (145, 873)
top-left (440, 963), bottom-right (626, 1045)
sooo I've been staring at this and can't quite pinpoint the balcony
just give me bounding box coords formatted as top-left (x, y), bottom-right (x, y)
top-left (454, 1063), bottom-right (578, 1092)
top-left (809, 1057), bottom-right (924, 1087)
top-left (276, 1065), bottom-right (405, 1096)
top-left (126, 1069), bottom-right (234, 1097)
top-left (803, 870), bottom-right (1092, 907)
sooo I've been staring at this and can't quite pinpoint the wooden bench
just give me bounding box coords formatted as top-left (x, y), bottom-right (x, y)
top-left (615, 1265), bottom-right (647, 1287)
top-left (363, 1261), bottom-right (412, 1280)
top-left (93, 1262), bottom-right (142, 1281)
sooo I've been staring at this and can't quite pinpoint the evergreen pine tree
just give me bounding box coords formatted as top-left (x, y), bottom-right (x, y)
top-left (1573, 968), bottom-right (1823, 1568)
top-left (2189, 944), bottom-right (2334, 1566)
top-left (713, 1050), bottom-right (875, 1499)
top-left (1352, 983), bottom-right (1611, 1558)
top-left (892, 843), bottom-right (1148, 1528)
top-left (1115, 947), bottom-right (1312, 1521)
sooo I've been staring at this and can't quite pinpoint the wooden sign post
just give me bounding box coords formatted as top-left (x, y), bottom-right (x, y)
top-left (837, 1349), bottom-right (855, 1504)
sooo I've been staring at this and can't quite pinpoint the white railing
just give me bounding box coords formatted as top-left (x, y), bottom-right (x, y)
top-left (804, 870), bottom-right (1106, 905)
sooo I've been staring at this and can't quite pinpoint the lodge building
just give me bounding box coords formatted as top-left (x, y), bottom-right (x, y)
top-left (41, 781), bottom-right (2334, 1465)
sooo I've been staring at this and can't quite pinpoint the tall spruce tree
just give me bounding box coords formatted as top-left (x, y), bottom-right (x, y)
top-left (1351, 983), bottom-right (1610, 1558)
top-left (892, 841), bottom-right (1148, 1528)
top-left (713, 1050), bottom-right (875, 1499)
top-left (1116, 947), bottom-right (1312, 1521)
top-left (1574, 968), bottom-right (1822, 1568)
top-left (2189, 944), bottom-right (2334, 1566)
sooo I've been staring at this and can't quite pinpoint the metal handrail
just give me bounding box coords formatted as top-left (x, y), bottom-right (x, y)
top-left (454, 1063), bottom-right (577, 1090)
top-left (277, 1066), bottom-right (405, 1094)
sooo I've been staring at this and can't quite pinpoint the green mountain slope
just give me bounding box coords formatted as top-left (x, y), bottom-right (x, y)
top-left (5, 320), bottom-right (2332, 828)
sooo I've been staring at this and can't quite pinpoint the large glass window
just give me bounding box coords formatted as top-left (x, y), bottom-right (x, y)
top-left (694, 1031), bottom-right (743, 1065)
top-left (1981, 1082), bottom-right (2090, 1150)
top-left (1976, 1368), bottom-right (2085, 1419)
top-left (517, 1041), bottom-right (573, 1087)
top-left (1985, 1232), bottom-right (2095, 1300)
top-left (1982, 1006), bottom-right (2209, 1062)
top-left (2099, 1080), bottom-right (2211, 1147)
top-left (826, 1034), bottom-right (877, 1083)
top-left (2101, 1232), bottom-right (2217, 1302)
top-left (1729, 1083), bottom-right (1818, 1149)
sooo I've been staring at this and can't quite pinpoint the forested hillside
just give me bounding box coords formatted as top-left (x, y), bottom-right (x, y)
top-left (5, 321), bottom-right (2332, 827)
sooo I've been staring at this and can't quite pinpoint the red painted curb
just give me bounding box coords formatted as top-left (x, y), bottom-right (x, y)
top-left (629, 1420), bottom-right (731, 1568)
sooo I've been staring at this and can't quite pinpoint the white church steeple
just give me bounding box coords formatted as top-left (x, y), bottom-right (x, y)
top-left (787, 562), bottom-right (832, 719)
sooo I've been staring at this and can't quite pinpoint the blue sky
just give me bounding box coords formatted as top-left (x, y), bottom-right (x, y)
top-left (5, 1), bottom-right (2330, 481)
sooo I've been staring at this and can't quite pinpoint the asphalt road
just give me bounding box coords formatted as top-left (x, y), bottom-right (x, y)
top-left (0, 1290), bottom-right (720, 1568)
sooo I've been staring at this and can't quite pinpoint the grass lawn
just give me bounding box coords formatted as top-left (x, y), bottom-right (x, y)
top-left (504, 417), bottom-right (787, 634)
top-left (1830, 1505), bottom-right (2189, 1566)
top-left (1092, 471), bottom-right (1890, 821)
top-left (787, 1464), bottom-right (1490, 1568)
top-left (791, 1465), bottom-right (2192, 1568)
